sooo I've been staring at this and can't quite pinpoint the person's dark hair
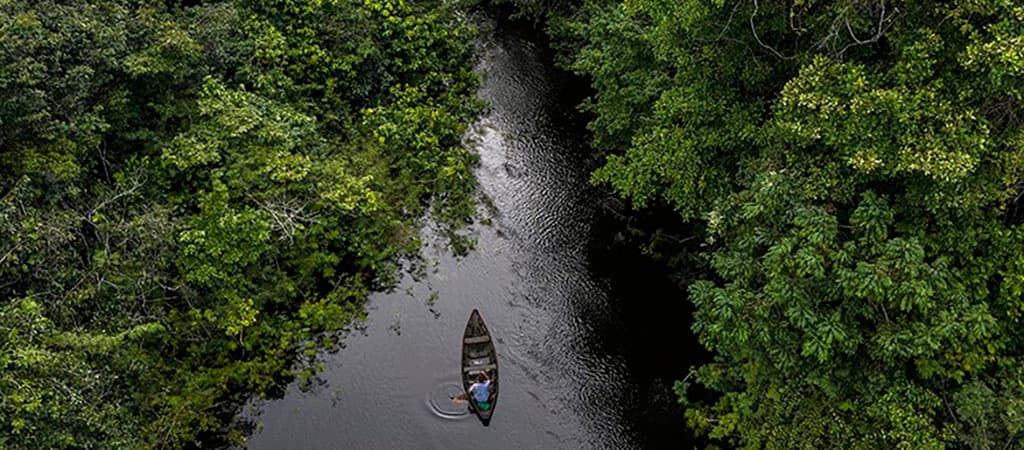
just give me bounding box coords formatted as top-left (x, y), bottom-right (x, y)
top-left (477, 373), bottom-right (486, 383)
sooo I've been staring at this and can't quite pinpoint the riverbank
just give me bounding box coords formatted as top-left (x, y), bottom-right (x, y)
top-left (243, 10), bottom-right (701, 449)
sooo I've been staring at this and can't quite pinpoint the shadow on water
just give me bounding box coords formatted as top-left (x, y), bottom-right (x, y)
top-left (586, 203), bottom-right (713, 449)
top-left (241, 8), bottom-right (708, 450)
top-left (487, 9), bottom-right (711, 447)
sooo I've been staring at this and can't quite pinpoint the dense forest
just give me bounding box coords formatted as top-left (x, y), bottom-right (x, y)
top-left (4, 0), bottom-right (1024, 448)
top-left (500, 0), bottom-right (1024, 447)
top-left (0, 0), bottom-right (480, 447)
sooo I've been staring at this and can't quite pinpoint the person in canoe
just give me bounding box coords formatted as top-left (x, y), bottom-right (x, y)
top-left (451, 370), bottom-right (493, 411)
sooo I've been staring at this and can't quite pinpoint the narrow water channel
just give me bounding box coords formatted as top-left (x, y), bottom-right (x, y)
top-left (245, 12), bottom-right (695, 449)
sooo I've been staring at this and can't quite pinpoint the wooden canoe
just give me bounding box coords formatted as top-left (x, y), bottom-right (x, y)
top-left (462, 309), bottom-right (498, 424)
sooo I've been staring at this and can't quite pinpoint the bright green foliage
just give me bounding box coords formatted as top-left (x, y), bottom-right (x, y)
top-left (519, 0), bottom-right (1024, 447)
top-left (0, 299), bottom-right (143, 448)
top-left (0, 0), bottom-right (480, 447)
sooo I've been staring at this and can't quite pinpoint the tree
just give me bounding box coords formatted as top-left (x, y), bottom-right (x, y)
top-left (530, 0), bottom-right (1024, 446)
top-left (0, 0), bottom-right (481, 447)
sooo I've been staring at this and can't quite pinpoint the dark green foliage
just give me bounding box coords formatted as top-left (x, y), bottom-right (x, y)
top-left (511, 0), bottom-right (1024, 447)
top-left (492, 0), bottom-right (579, 22)
top-left (0, 0), bottom-right (480, 447)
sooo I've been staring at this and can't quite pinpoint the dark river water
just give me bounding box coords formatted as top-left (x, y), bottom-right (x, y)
top-left (245, 12), bottom-right (696, 450)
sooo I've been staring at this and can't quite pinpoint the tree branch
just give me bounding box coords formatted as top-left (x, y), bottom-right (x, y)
top-left (711, 0), bottom-right (744, 43)
top-left (837, 1), bottom-right (897, 57)
top-left (750, 0), bottom-right (796, 60)
top-left (0, 245), bottom-right (17, 267)
top-left (86, 172), bottom-right (145, 220)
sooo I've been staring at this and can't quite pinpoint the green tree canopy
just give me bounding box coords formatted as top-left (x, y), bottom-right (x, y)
top-left (520, 0), bottom-right (1024, 446)
top-left (0, 0), bottom-right (481, 447)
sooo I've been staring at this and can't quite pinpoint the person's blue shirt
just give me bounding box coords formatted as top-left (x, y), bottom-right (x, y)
top-left (469, 380), bottom-right (491, 402)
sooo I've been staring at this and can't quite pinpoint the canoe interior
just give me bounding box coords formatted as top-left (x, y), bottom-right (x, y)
top-left (462, 309), bottom-right (498, 422)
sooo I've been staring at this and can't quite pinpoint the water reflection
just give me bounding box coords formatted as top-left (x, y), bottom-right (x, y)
top-left (244, 11), bottom-right (691, 450)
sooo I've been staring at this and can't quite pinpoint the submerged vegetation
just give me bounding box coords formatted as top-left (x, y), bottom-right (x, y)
top-left (0, 0), bottom-right (480, 447)
top-left (503, 0), bottom-right (1024, 447)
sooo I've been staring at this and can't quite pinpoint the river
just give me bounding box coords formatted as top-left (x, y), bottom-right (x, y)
top-left (245, 11), bottom-right (697, 450)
